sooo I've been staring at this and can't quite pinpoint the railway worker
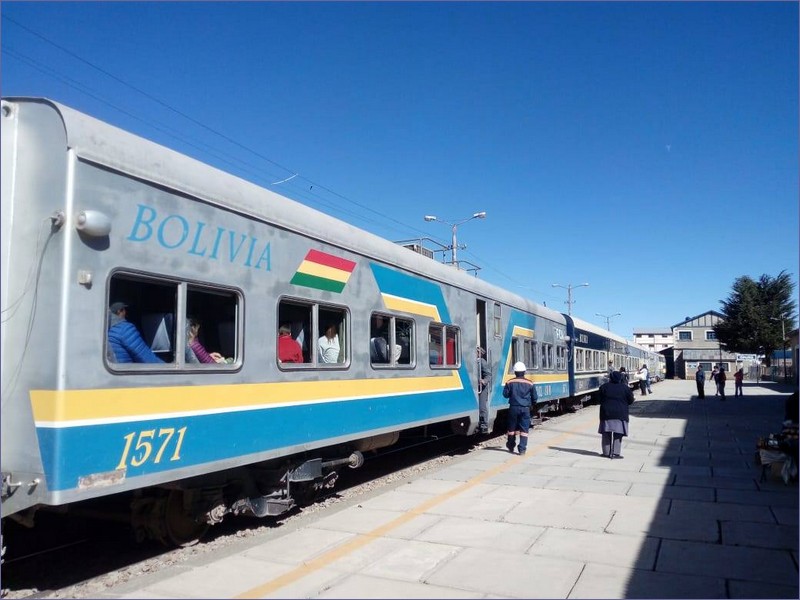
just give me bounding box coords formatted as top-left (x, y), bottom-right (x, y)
top-left (503, 362), bottom-right (537, 455)
top-left (107, 301), bottom-right (164, 364)
top-left (695, 364), bottom-right (706, 398)
top-left (477, 347), bottom-right (491, 434)
top-left (597, 369), bottom-right (635, 458)
top-left (278, 324), bottom-right (303, 363)
top-left (318, 322), bottom-right (341, 363)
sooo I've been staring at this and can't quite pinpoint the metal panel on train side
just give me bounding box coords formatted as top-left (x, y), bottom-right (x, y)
top-left (1, 100), bottom-right (73, 514)
top-left (3, 113), bottom-right (483, 515)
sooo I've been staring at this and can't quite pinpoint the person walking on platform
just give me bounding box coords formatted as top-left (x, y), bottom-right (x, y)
top-left (734, 368), bottom-right (744, 396)
top-left (717, 366), bottom-right (727, 400)
top-left (598, 370), bottom-right (635, 458)
top-left (503, 362), bottom-right (537, 455)
top-left (711, 366), bottom-right (720, 396)
top-left (695, 364), bottom-right (706, 398)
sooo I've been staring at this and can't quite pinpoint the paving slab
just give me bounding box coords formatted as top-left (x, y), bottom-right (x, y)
top-left (87, 380), bottom-right (797, 600)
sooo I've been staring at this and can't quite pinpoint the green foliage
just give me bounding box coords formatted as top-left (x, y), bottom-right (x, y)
top-left (714, 271), bottom-right (796, 366)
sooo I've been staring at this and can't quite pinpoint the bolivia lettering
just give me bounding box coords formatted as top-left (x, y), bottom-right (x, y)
top-left (126, 204), bottom-right (271, 271)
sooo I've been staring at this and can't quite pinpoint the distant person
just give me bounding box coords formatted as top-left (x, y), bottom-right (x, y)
top-left (107, 301), bottom-right (164, 364)
top-left (636, 364), bottom-right (650, 396)
top-left (717, 366), bottom-right (727, 400)
top-left (734, 368), bottom-right (744, 396)
top-left (695, 364), bottom-right (706, 398)
top-left (607, 360), bottom-right (614, 379)
top-left (318, 322), bottom-right (341, 363)
top-left (477, 347), bottom-right (491, 434)
top-left (619, 366), bottom-right (630, 386)
top-left (187, 317), bottom-right (224, 364)
top-left (278, 324), bottom-right (303, 363)
top-left (597, 370), bottom-right (635, 459)
top-left (710, 366), bottom-right (720, 396)
top-left (503, 362), bottom-right (537, 455)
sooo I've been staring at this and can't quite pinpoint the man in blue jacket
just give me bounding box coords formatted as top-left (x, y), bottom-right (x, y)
top-left (503, 361), bottom-right (538, 455)
top-left (108, 301), bottom-right (164, 363)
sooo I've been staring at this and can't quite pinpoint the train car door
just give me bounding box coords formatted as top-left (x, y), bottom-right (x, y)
top-left (476, 299), bottom-right (491, 433)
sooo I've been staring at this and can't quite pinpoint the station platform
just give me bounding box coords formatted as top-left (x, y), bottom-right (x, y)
top-left (98, 380), bottom-right (798, 599)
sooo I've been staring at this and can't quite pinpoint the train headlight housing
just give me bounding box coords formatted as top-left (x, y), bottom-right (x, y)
top-left (75, 210), bottom-right (111, 237)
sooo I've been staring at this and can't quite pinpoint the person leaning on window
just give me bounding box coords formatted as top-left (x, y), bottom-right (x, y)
top-left (187, 317), bottom-right (225, 364)
top-left (107, 301), bottom-right (163, 364)
top-left (318, 322), bottom-right (341, 363)
top-left (278, 323), bottom-right (303, 363)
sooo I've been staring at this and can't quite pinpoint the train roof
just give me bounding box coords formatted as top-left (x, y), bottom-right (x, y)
top-left (5, 97), bottom-right (565, 324)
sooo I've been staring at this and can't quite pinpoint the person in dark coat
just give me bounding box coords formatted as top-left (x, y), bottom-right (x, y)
top-left (107, 301), bottom-right (164, 364)
top-left (597, 370), bottom-right (635, 458)
top-left (695, 365), bottom-right (706, 398)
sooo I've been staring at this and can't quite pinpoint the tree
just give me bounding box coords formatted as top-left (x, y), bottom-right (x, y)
top-left (714, 271), bottom-right (796, 366)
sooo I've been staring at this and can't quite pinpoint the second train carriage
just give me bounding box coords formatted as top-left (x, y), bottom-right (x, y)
top-left (2, 97), bottom-right (578, 544)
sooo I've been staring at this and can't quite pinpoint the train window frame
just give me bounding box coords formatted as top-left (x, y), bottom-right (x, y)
top-left (278, 297), bottom-right (350, 369)
top-left (541, 342), bottom-right (553, 370)
top-left (555, 345), bottom-right (567, 370)
top-left (428, 322), bottom-right (460, 369)
top-left (493, 303), bottom-right (502, 338)
top-left (370, 312), bottom-right (415, 369)
top-left (576, 348), bottom-right (585, 371)
top-left (106, 270), bottom-right (242, 372)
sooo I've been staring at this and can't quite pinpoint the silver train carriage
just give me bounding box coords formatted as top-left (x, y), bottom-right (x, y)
top-left (1, 98), bottom-right (574, 544)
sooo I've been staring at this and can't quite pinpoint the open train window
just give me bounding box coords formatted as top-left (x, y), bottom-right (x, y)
top-left (576, 348), bottom-right (585, 371)
top-left (541, 343), bottom-right (553, 370)
top-left (371, 312), bottom-right (414, 368)
top-left (556, 346), bottom-right (567, 370)
top-left (278, 298), bottom-right (349, 368)
top-left (106, 273), bottom-right (241, 371)
top-left (428, 323), bottom-right (459, 368)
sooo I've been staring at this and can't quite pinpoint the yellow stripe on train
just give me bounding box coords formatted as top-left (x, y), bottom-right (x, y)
top-left (30, 371), bottom-right (463, 426)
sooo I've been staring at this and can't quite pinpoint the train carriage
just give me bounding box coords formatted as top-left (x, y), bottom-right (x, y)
top-left (2, 98), bottom-right (573, 544)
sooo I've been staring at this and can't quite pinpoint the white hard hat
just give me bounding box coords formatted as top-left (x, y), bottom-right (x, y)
top-left (513, 361), bottom-right (526, 373)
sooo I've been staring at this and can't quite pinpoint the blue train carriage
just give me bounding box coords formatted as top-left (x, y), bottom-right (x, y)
top-left (563, 315), bottom-right (625, 403)
top-left (0, 97), bottom-right (553, 545)
top-left (502, 305), bottom-right (570, 415)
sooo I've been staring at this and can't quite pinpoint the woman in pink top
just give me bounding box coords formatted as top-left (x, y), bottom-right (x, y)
top-left (187, 318), bottom-right (224, 364)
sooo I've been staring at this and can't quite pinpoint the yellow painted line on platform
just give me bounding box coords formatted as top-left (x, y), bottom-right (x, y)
top-left (235, 413), bottom-right (597, 599)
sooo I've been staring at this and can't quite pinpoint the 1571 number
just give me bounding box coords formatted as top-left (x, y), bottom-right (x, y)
top-left (116, 427), bottom-right (188, 470)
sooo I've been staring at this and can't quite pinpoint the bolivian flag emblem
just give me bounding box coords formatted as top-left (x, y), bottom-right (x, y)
top-left (290, 249), bottom-right (357, 293)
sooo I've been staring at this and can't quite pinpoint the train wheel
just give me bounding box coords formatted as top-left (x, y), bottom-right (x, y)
top-left (164, 489), bottom-right (209, 547)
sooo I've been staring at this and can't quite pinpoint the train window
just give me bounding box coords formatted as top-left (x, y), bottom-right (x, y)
top-left (576, 348), bottom-right (585, 371)
top-left (371, 313), bottom-right (414, 368)
top-left (107, 275), bottom-right (178, 367)
top-left (493, 304), bottom-right (502, 338)
top-left (531, 341), bottom-right (540, 370)
top-left (541, 343), bottom-right (553, 370)
top-left (556, 346), bottom-right (567, 370)
top-left (279, 299), bottom-right (350, 367)
top-left (107, 273), bottom-right (241, 370)
top-left (429, 323), bottom-right (459, 368)
top-left (187, 286), bottom-right (240, 366)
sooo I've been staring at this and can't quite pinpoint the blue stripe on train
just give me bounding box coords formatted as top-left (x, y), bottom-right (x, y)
top-left (35, 387), bottom-right (472, 492)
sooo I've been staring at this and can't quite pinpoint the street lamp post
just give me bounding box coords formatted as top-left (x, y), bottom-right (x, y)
top-left (596, 312), bottom-right (621, 331)
top-left (552, 283), bottom-right (589, 316)
top-left (770, 314), bottom-right (789, 383)
top-left (424, 212), bottom-right (486, 268)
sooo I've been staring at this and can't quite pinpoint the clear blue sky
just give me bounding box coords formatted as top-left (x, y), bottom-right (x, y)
top-left (2, 1), bottom-right (798, 338)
